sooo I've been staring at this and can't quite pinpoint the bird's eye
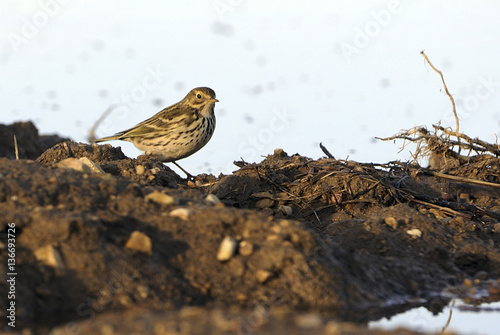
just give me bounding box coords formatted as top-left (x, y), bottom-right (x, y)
top-left (196, 94), bottom-right (202, 99)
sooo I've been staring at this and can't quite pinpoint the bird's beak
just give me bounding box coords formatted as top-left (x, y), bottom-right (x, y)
top-left (209, 98), bottom-right (219, 103)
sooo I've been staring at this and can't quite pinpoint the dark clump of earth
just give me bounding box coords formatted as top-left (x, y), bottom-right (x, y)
top-left (0, 122), bottom-right (499, 334)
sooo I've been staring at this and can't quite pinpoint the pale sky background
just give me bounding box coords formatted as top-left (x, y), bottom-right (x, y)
top-left (1, 1), bottom-right (500, 333)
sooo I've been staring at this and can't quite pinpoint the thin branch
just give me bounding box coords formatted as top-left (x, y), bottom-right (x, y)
top-left (421, 51), bottom-right (460, 137)
top-left (319, 142), bottom-right (335, 159)
top-left (13, 135), bottom-right (19, 160)
top-left (88, 103), bottom-right (121, 142)
top-left (424, 170), bottom-right (500, 188)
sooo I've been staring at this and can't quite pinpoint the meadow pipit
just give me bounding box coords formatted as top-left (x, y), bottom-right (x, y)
top-left (92, 87), bottom-right (218, 176)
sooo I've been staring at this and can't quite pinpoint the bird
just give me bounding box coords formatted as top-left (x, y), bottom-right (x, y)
top-left (92, 87), bottom-right (218, 177)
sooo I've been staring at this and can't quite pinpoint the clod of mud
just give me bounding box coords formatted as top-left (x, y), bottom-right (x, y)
top-left (0, 121), bottom-right (69, 160)
top-left (1, 122), bottom-right (499, 334)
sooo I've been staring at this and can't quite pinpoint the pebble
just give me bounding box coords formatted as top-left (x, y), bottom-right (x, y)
top-left (458, 193), bottom-right (470, 203)
top-left (256, 198), bottom-right (274, 209)
top-left (125, 231), bottom-right (152, 256)
top-left (170, 208), bottom-right (192, 220)
top-left (294, 313), bottom-right (322, 328)
top-left (279, 219), bottom-right (292, 227)
top-left (384, 217), bottom-right (398, 229)
top-left (135, 165), bottom-right (145, 175)
top-left (493, 223), bottom-right (500, 233)
top-left (274, 148), bottom-right (288, 157)
top-left (406, 228), bottom-right (422, 238)
top-left (238, 241), bottom-right (254, 256)
top-left (145, 190), bottom-right (176, 205)
top-left (205, 194), bottom-right (221, 204)
top-left (57, 157), bottom-right (104, 173)
top-left (217, 236), bottom-right (238, 261)
top-left (256, 269), bottom-right (273, 283)
top-left (278, 205), bottom-right (293, 216)
top-left (34, 245), bottom-right (66, 276)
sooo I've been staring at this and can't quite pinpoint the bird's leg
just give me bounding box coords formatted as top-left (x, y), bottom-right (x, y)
top-left (172, 161), bottom-right (195, 180)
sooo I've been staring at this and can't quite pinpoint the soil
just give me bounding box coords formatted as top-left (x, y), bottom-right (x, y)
top-left (0, 122), bottom-right (499, 335)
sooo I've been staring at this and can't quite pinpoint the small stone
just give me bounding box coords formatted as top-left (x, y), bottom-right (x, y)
top-left (125, 231), bottom-right (152, 256)
top-left (136, 285), bottom-right (149, 298)
top-left (256, 198), bottom-right (274, 209)
top-left (278, 205), bottom-right (292, 216)
top-left (406, 228), bottom-right (422, 238)
top-left (273, 148), bottom-right (288, 157)
top-left (135, 165), bottom-right (145, 175)
top-left (205, 194), bottom-right (221, 204)
top-left (170, 208), bottom-right (192, 220)
top-left (79, 157), bottom-right (104, 173)
top-left (441, 193), bottom-right (453, 201)
top-left (238, 241), bottom-right (254, 256)
top-left (217, 236), bottom-right (238, 261)
top-left (475, 271), bottom-right (488, 280)
top-left (493, 223), bottom-right (500, 233)
top-left (458, 193), bottom-right (470, 203)
top-left (256, 269), bottom-right (272, 283)
top-left (227, 258), bottom-right (245, 277)
top-left (145, 190), bottom-right (176, 205)
top-left (295, 313), bottom-right (322, 329)
top-left (57, 157), bottom-right (103, 173)
top-left (279, 220), bottom-right (292, 227)
top-left (34, 245), bottom-right (65, 276)
top-left (270, 225), bottom-right (281, 234)
top-left (324, 321), bottom-right (341, 335)
top-left (384, 217), bottom-right (398, 229)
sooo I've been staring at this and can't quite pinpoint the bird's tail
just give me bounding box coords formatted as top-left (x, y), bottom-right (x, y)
top-left (91, 135), bottom-right (122, 143)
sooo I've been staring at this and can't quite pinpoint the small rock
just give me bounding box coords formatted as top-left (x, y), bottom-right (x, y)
top-left (256, 198), bottom-right (274, 209)
top-left (57, 157), bottom-right (103, 173)
top-left (227, 258), bottom-right (245, 277)
top-left (135, 165), bottom-right (145, 175)
top-left (256, 269), bottom-right (273, 283)
top-left (136, 285), bottom-right (149, 298)
top-left (205, 194), bottom-right (221, 204)
top-left (441, 193), bottom-right (453, 201)
top-left (406, 228), bottom-right (422, 238)
top-left (458, 193), bottom-right (470, 203)
top-left (278, 205), bottom-right (293, 216)
top-left (324, 321), bottom-right (341, 335)
top-left (145, 190), bottom-right (176, 205)
top-left (279, 219), bottom-right (292, 227)
top-left (384, 217), bottom-right (398, 229)
top-left (273, 148), bottom-right (288, 157)
top-left (79, 157), bottom-right (104, 173)
top-left (493, 223), bottom-right (500, 233)
top-left (125, 231), bottom-right (152, 256)
top-left (270, 225), bottom-right (281, 234)
top-left (217, 236), bottom-right (238, 261)
top-left (295, 312), bottom-right (322, 329)
top-left (170, 208), bottom-right (192, 220)
top-left (238, 241), bottom-right (254, 256)
top-left (34, 245), bottom-right (65, 276)
top-left (475, 271), bottom-right (488, 280)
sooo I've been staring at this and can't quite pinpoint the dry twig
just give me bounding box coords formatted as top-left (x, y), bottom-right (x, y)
top-left (13, 135), bottom-right (19, 160)
top-left (421, 51), bottom-right (459, 136)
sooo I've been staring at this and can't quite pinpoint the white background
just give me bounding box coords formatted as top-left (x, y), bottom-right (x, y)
top-left (1, 1), bottom-right (500, 333)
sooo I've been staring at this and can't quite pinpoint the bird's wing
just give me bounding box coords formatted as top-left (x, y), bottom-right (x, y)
top-left (115, 104), bottom-right (196, 139)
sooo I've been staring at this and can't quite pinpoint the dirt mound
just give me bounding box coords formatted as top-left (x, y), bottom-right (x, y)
top-left (0, 121), bottom-right (69, 160)
top-left (1, 122), bottom-right (499, 334)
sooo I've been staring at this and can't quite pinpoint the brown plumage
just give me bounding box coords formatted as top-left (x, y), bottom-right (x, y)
top-left (93, 87), bottom-right (218, 163)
